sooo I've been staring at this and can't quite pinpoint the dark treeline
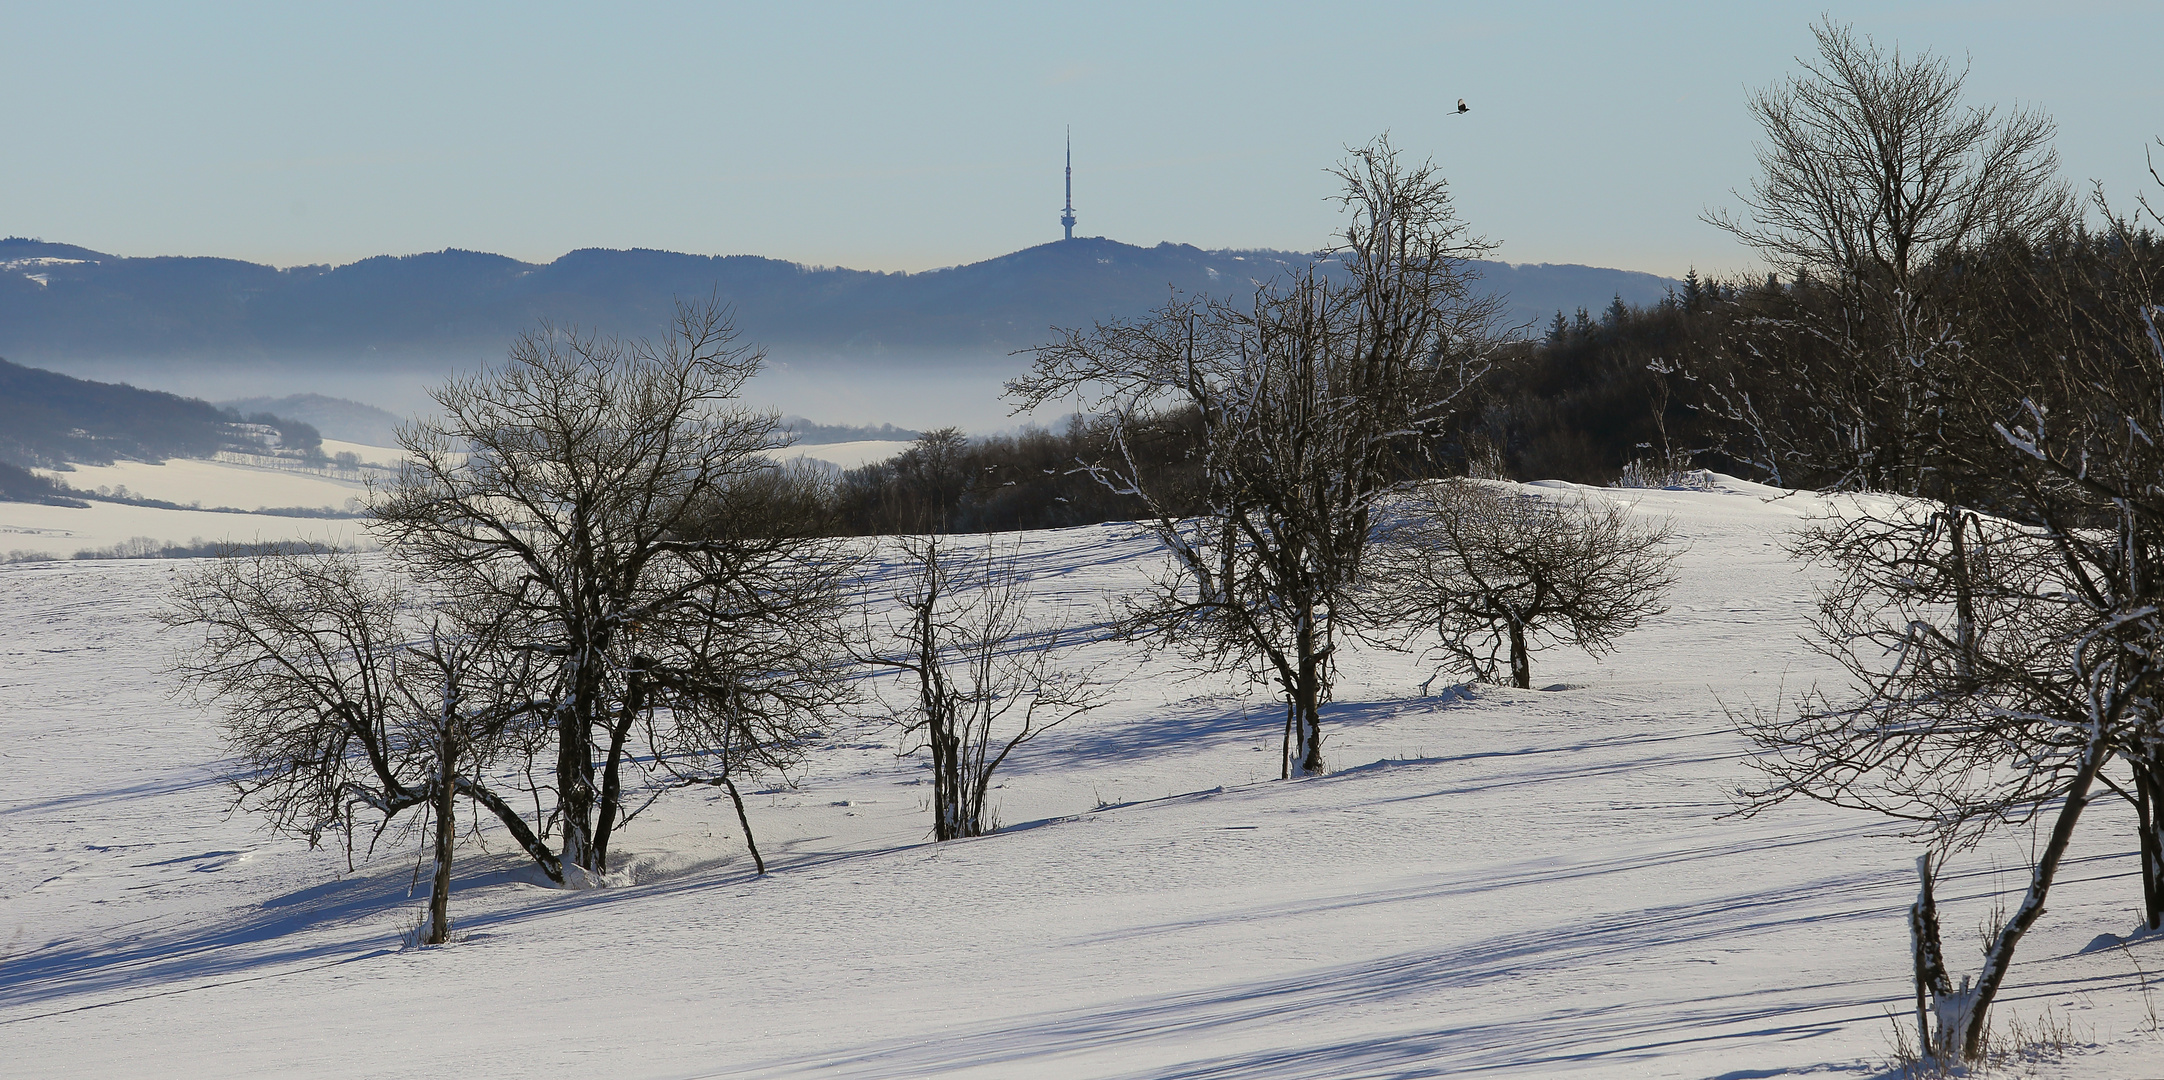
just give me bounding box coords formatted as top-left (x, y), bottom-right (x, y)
top-left (0, 460), bottom-right (89, 506)
top-left (816, 414), bottom-right (1205, 535)
top-left (1466, 227), bottom-right (2164, 493)
top-left (1468, 273), bottom-right (1752, 486)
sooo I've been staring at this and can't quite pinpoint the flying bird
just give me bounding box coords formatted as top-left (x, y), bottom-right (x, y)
top-left (1455, 98), bottom-right (1469, 115)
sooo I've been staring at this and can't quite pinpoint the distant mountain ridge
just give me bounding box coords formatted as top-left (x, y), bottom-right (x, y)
top-left (0, 237), bottom-right (1677, 365)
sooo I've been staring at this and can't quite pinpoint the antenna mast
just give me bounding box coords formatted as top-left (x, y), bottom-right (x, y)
top-left (1060, 127), bottom-right (1077, 241)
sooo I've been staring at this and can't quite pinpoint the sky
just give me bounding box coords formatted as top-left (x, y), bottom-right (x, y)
top-left (3, 1), bottom-right (2161, 282)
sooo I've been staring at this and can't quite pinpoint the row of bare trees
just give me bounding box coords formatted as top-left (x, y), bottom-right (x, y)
top-left (153, 16), bottom-right (2163, 1066)
top-left (168, 305), bottom-right (863, 946)
top-left (167, 137), bottom-right (1682, 950)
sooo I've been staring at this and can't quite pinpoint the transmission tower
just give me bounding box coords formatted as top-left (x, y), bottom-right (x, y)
top-left (1060, 128), bottom-right (1077, 241)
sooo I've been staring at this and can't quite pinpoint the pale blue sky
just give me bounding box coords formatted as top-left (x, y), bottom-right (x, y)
top-left (4, 1), bottom-right (2159, 279)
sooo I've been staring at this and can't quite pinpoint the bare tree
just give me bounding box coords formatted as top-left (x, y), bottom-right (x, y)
top-left (1740, 497), bottom-right (2141, 1063)
top-left (1735, 152), bottom-right (2164, 1059)
top-left (392, 600), bottom-right (537, 943)
top-left (167, 552), bottom-right (546, 941)
top-left (1009, 136), bottom-right (1503, 776)
top-left (1364, 482), bottom-right (1677, 690)
top-left (1700, 18), bottom-right (2072, 493)
top-left (369, 299), bottom-right (854, 880)
top-left (859, 537), bottom-right (1104, 840)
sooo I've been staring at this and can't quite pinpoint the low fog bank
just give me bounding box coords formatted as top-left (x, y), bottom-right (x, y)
top-left (23, 346), bottom-right (1058, 442)
top-left (750, 347), bottom-right (1059, 435)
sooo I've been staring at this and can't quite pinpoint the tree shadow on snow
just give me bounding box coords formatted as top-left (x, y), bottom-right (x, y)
top-left (723, 876), bottom-right (1919, 1079)
top-left (1025, 692), bottom-right (1472, 774)
top-left (0, 850), bottom-right (550, 1019)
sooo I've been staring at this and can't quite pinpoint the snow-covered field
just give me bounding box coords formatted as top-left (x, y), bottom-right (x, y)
top-left (0, 500), bottom-right (374, 562)
top-left (48, 456), bottom-right (370, 510)
top-left (774, 439), bottom-right (916, 470)
top-left (4, 478), bottom-right (2161, 1078)
top-left (1, 446), bottom-right (396, 560)
top-left (2, 437), bottom-right (916, 560)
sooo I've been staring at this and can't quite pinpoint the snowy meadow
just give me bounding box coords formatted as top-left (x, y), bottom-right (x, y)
top-left (5, 476), bottom-right (2161, 1079)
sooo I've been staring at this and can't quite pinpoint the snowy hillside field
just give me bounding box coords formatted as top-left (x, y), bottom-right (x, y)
top-left (0, 439), bottom-right (399, 561)
top-left (0, 439), bottom-right (905, 561)
top-left (6, 478), bottom-right (2163, 1078)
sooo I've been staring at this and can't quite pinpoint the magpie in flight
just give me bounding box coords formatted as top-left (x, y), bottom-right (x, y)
top-left (1455, 98), bottom-right (1469, 114)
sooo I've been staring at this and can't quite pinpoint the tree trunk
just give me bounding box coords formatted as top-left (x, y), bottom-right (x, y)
top-left (1909, 854), bottom-right (1952, 1056)
top-left (1930, 735), bottom-right (2107, 1061)
top-left (591, 663), bottom-right (647, 874)
top-left (930, 718), bottom-right (964, 840)
top-left (557, 648), bottom-right (602, 872)
top-left (557, 710), bottom-right (595, 871)
top-left (719, 768), bottom-right (766, 875)
top-left (1947, 511), bottom-right (1977, 680)
top-left (1289, 639), bottom-right (1325, 777)
top-left (2136, 759), bottom-right (2164, 931)
top-left (1280, 700), bottom-right (1294, 780)
top-left (456, 777), bottom-right (564, 883)
top-left (426, 700), bottom-right (457, 946)
top-left (1508, 618), bottom-right (1531, 689)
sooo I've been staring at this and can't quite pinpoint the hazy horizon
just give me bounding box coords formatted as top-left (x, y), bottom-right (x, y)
top-left (3, 232), bottom-right (1694, 278)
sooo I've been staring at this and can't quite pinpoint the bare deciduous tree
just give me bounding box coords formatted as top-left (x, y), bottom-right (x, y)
top-left (1009, 136), bottom-right (1503, 776)
top-left (859, 537), bottom-right (1104, 840)
top-left (1714, 19), bottom-right (2068, 294)
top-left (393, 601), bottom-right (537, 943)
top-left (1734, 158), bottom-right (2164, 1058)
top-left (167, 552), bottom-right (545, 941)
top-left (365, 299), bottom-right (854, 880)
top-left (1364, 482), bottom-right (1677, 690)
top-left (1699, 18), bottom-right (2072, 493)
top-left (1740, 498), bottom-right (2140, 1062)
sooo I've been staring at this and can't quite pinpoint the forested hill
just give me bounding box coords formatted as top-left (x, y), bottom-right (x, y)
top-left (0, 356), bottom-right (317, 470)
top-left (0, 236), bottom-right (1676, 363)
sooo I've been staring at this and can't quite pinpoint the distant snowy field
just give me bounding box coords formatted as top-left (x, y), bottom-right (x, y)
top-left (4, 478), bottom-right (2161, 1078)
top-left (3, 439), bottom-right (917, 560)
top-left (1, 441), bottom-right (399, 560)
top-left (774, 439), bottom-right (916, 470)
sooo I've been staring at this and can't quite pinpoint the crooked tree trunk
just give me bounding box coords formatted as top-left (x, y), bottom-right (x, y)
top-left (1916, 735), bottom-right (2107, 1062)
top-left (590, 662), bottom-right (648, 874)
top-left (1908, 854), bottom-right (1953, 1057)
top-left (454, 777), bottom-right (564, 882)
top-left (718, 769), bottom-right (766, 875)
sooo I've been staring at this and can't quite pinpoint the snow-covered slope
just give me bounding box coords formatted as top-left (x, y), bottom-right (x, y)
top-left (3, 479), bottom-right (2159, 1078)
top-left (772, 438), bottom-right (915, 470)
top-left (1, 442), bottom-right (402, 560)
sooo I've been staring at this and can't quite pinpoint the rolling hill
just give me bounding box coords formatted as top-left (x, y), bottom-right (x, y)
top-left (0, 237), bottom-right (1677, 365)
top-left (1, 479), bottom-right (2153, 1077)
